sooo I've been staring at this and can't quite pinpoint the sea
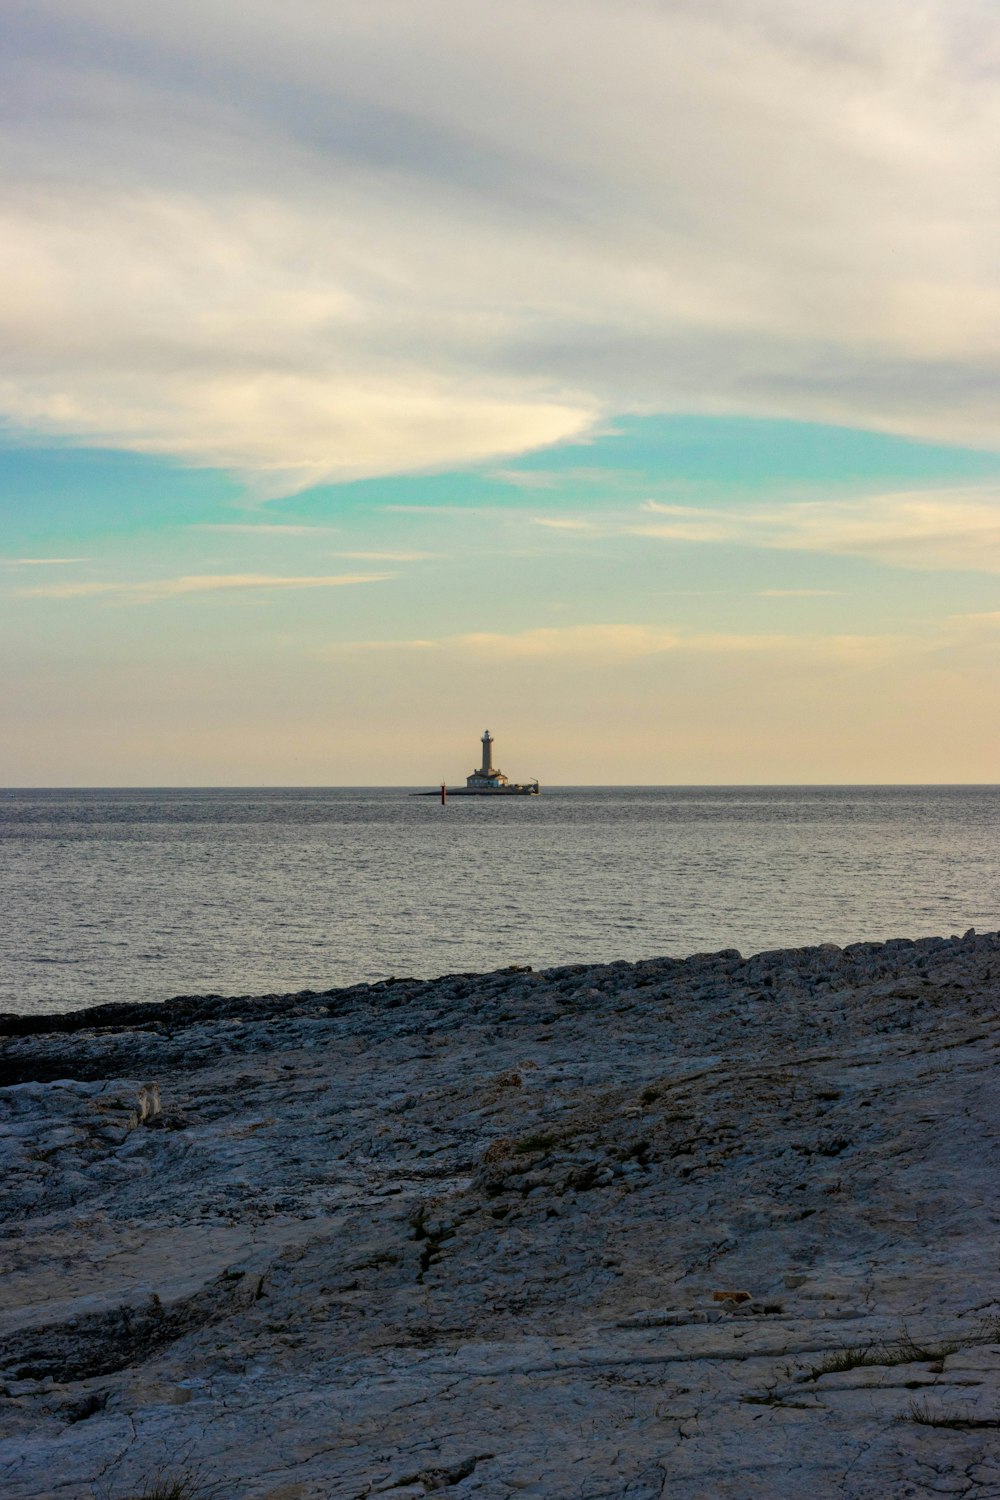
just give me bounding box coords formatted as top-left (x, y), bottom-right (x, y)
top-left (1, 785), bottom-right (998, 1017)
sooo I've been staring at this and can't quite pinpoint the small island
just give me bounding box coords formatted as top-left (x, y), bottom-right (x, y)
top-left (462, 729), bottom-right (539, 794)
top-left (419, 729), bottom-right (540, 796)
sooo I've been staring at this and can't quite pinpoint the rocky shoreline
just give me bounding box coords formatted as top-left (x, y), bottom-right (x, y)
top-left (2, 931), bottom-right (999, 1499)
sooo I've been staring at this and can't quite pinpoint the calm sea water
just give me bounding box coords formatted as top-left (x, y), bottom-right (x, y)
top-left (1, 786), bottom-right (998, 1016)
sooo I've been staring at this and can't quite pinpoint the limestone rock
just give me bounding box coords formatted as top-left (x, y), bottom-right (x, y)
top-left (1, 930), bottom-right (999, 1497)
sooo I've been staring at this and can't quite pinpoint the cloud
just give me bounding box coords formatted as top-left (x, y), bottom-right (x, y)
top-left (381, 505), bottom-right (503, 516)
top-left (530, 517), bottom-right (599, 531)
top-left (759, 588), bottom-right (842, 597)
top-left (494, 466), bottom-right (627, 490)
top-left (193, 524), bottom-right (340, 535)
top-left (455, 625), bottom-right (683, 658)
top-left (490, 470), bottom-right (562, 491)
top-left (329, 622), bottom-right (909, 663)
top-left (333, 550), bottom-right (437, 561)
top-left (3, 1), bottom-right (1000, 489)
top-left (633, 489), bottom-right (1000, 573)
top-left (949, 611), bottom-right (1000, 629)
top-left (327, 624), bottom-right (683, 658)
top-left (332, 638), bottom-right (441, 652)
top-left (631, 505), bottom-right (744, 544)
top-left (16, 572), bottom-right (391, 602)
top-left (0, 556), bottom-right (91, 565)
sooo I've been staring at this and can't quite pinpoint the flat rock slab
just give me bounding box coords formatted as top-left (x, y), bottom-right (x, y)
top-left (1, 933), bottom-right (1000, 1498)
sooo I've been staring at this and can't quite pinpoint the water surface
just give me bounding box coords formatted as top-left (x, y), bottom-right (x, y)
top-left (2, 786), bottom-right (997, 1015)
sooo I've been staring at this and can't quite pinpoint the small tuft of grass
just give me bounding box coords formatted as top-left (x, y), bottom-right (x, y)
top-left (116, 1474), bottom-right (210, 1500)
top-left (811, 1343), bottom-right (883, 1377)
top-left (906, 1398), bottom-right (1000, 1430)
top-left (894, 1333), bottom-right (960, 1364)
top-left (127, 1488), bottom-right (198, 1500)
top-left (808, 1319), bottom-right (1000, 1381)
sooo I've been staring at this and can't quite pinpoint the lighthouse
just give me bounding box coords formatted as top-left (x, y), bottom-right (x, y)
top-left (420, 728), bottom-right (538, 795)
top-left (465, 728), bottom-right (515, 790)
top-left (467, 728), bottom-right (506, 789)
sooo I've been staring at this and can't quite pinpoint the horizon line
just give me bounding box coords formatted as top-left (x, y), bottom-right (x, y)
top-left (3, 782), bottom-right (999, 793)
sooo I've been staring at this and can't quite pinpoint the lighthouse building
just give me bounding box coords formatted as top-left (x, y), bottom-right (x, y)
top-left (466, 730), bottom-right (511, 790)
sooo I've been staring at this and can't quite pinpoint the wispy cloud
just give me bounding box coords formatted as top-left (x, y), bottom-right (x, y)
top-left (490, 470), bottom-right (563, 491)
top-left (17, 573), bottom-right (391, 603)
top-left (1, 557), bottom-right (91, 566)
top-left (456, 625), bottom-right (684, 658)
top-left (494, 466), bottom-right (629, 490)
top-left (328, 625), bottom-right (679, 658)
top-left (193, 524), bottom-right (340, 535)
top-left (334, 550), bottom-right (437, 561)
top-left (632, 489), bottom-right (1000, 573)
top-left (530, 517), bottom-right (599, 532)
top-left (454, 626), bottom-right (908, 663)
top-left (382, 505), bottom-right (503, 517)
top-left (331, 638), bottom-right (441, 652)
top-left (520, 487), bottom-right (1000, 574)
top-left (631, 502), bottom-right (750, 544)
top-left (949, 610), bottom-right (1000, 628)
top-left (328, 622), bottom-right (910, 663)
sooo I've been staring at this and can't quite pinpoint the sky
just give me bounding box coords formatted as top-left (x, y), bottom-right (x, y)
top-left (3, 0), bottom-right (1000, 785)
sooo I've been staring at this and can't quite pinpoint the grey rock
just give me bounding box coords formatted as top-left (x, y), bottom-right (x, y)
top-left (1, 932), bottom-right (999, 1497)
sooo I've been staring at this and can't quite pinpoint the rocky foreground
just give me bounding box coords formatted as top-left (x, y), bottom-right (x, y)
top-left (1, 932), bottom-right (999, 1500)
